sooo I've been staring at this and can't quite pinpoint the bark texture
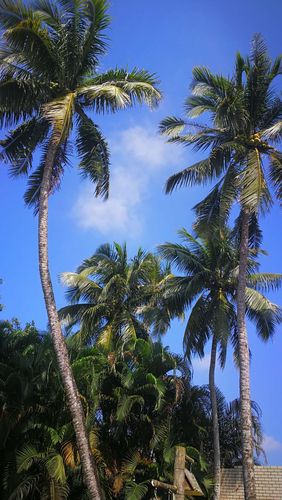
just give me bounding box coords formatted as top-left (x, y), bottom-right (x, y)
top-left (237, 210), bottom-right (256, 500)
top-left (174, 446), bottom-right (186, 500)
top-left (209, 337), bottom-right (221, 500)
top-left (38, 136), bottom-right (102, 499)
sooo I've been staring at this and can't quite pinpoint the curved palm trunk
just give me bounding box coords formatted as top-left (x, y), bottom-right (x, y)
top-left (209, 336), bottom-right (221, 500)
top-left (38, 137), bottom-right (102, 499)
top-left (237, 210), bottom-right (256, 500)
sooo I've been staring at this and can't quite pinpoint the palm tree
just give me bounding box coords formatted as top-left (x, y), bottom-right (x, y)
top-left (159, 227), bottom-right (282, 500)
top-left (159, 35), bottom-right (282, 499)
top-left (59, 242), bottom-right (172, 346)
top-left (0, 1), bottom-right (161, 496)
top-left (0, 317), bottom-right (265, 499)
top-left (0, 318), bottom-right (197, 498)
top-left (217, 396), bottom-right (265, 468)
top-left (171, 384), bottom-right (265, 473)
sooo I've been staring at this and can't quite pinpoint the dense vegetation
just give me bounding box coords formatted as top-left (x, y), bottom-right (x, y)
top-left (0, 0), bottom-right (160, 496)
top-left (0, 318), bottom-right (264, 499)
top-left (160, 35), bottom-right (282, 499)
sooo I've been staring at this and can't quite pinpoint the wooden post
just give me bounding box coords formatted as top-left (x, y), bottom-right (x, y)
top-left (174, 446), bottom-right (186, 500)
top-left (151, 480), bottom-right (177, 493)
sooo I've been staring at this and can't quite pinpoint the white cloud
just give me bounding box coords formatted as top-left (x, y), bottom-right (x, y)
top-left (263, 435), bottom-right (282, 453)
top-left (193, 353), bottom-right (211, 371)
top-left (73, 125), bottom-right (183, 237)
top-left (112, 125), bottom-right (180, 169)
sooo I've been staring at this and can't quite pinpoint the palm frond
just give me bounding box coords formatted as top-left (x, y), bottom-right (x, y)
top-left (240, 149), bottom-right (272, 213)
top-left (31, 0), bottom-right (65, 27)
top-left (43, 93), bottom-right (75, 143)
top-left (269, 152), bottom-right (282, 202)
top-left (158, 241), bottom-right (206, 274)
top-left (232, 211), bottom-right (263, 250)
top-left (0, 78), bottom-right (43, 126)
top-left (184, 295), bottom-right (211, 359)
top-left (76, 107), bottom-right (109, 199)
top-left (17, 445), bottom-right (44, 472)
top-left (7, 474), bottom-right (42, 500)
top-left (24, 140), bottom-right (67, 211)
top-left (0, 118), bottom-right (49, 176)
top-left (0, 0), bottom-right (33, 29)
top-left (165, 158), bottom-right (213, 193)
top-left (45, 454), bottom-right (66, 483)
top-left (116, 395), bottom-right (144, 421)
top-left (78, 0), bottom-right (110, 75)
top-left (78, 68), bottom-right (161, 112)
top-left (124, 480), bottom-right (149, 500)
top-left (247, 273), bottom-right (282, 293)
top-left (245, 287), bottom-right (282, 341)
top-left (159, 116), bottom-right (186, 137)
top-left (3, 16), bottom-right (57, 77)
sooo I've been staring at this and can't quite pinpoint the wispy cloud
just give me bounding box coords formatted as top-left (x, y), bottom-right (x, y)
top-left (193, 353), bottom-right (211, 371)
top-left (73, 125), bottom-right (183, 237)
top-left (263, 434), bottom-right (282, 453)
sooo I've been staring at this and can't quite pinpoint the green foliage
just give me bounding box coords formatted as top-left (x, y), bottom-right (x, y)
top-left (159, 227), bottom-right (282, 366)
top-left (0, 0), bottom-right (161, 210)
top-left (59, 242), bottom-right (173, 345)
top-left (124, 480), bottom-right (149, 500)
top-left (160, 34), bottom-right (282, 223)
top-left (0, 317), bottom-right (253, 498)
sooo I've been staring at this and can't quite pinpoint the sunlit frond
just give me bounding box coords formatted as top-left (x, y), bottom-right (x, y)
top-left (240, 149), bottom-right (272, 213)
top-left (43, 93), bottom-right (75, 143)
top-left (245, 287), bottom-right (282, 341)
top-left (78, 68), bottom-right (161, 112)
top-left (159, 116), bottom-right (186, 137)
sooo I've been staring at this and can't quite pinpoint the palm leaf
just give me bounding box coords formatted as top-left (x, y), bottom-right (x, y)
top-left (159, 116), bottom-right (186, 137)
top-left (116, 395), bottom-right (144, 421)
top-left (0, 118), bottom-right (49, 176)
top-left (17, 445), bottom-right (44, 472)
top-left (165, 158), bottom-right (213, 193)
top-left (240, 149), bottom-right (272, 213)
top-left (43, 93), bottom-right (75, 143)
top-left (124, 480), bottom-right (149, 500)
top-left (78, 0), bottom-right (109, 75)
top-left (45, 454), bottom-right (66, 483)
top-left (245, 287), bottom-right (282, 340)
top-left (78, 68), bottom-right (161, 112)
top-left (269, 152), bottom-right (282, 202)
top-left (76, 107), bottom-right (109, 199)
top-left (24, 140), bottom-right (67, 211)
top-left (247, 273), bottom-right (282, 292)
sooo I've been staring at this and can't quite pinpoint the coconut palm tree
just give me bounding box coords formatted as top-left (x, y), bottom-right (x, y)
top-left (59, 242), bottom-right (172, 346)
top-left (159, 227), bottom-right (282, 500)
top-left (159, 35), bottom-right (282, 499)
top-left (0, 317), bottom-right (267, 499)
top-left (0, 1), bottom-right (161, 496)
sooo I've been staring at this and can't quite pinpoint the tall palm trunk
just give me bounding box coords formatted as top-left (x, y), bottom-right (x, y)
top-left (209, 336), bottom-right (221, 500)
top-left (38, 135), bottom-right (102, 500)
top-left (237, 210), bottom-right (256, 500)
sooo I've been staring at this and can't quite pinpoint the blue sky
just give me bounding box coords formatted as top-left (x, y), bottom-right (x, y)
top-left (1, 0), bottom-right (282, 464)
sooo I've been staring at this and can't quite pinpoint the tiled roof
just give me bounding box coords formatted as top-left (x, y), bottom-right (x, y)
top-left (220, 466), bottom-right (282, 499)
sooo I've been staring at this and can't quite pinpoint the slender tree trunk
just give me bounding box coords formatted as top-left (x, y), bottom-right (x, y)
top-left (209, 336), bottom-right (221, 500)
top-left (237, 209), bottom-right (256, 500)
top-left (38, 135), bottom-right (102, 499)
